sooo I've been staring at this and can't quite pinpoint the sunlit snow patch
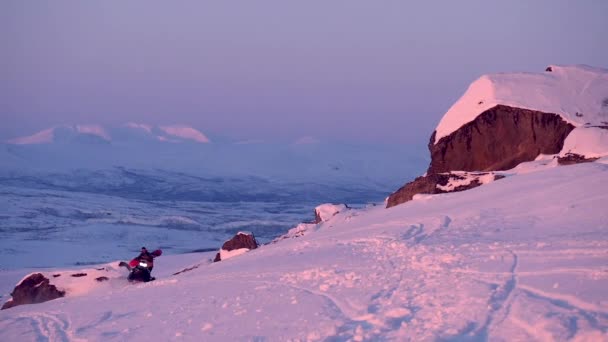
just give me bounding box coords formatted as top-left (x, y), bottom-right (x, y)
top-left (158, 125), bottom-right (210, 143)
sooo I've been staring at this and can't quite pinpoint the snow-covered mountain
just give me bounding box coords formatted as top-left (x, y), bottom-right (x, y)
top-left (7, 123), bottom-right (211, 145)
top-left (1, 130), bottom-right (427, 190)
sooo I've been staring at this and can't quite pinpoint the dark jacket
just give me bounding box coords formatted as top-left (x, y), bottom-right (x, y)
top-left (135, 251), bottom-right (155, 270)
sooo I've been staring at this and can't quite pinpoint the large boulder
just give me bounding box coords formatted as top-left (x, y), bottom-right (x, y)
top-left (2, 273), bottom-right (65, 310)
top-left (387, 105), bottom-right (573, 208)
top-left (428, 105), bottom-right (574, 174)
top-left (213, 231), bottom-right (259, 262)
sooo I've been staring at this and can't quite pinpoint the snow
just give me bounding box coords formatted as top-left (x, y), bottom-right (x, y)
top-left (315, 203), bottom-right (348, 222)
top-left (1, 161), bottom-right (607, 340)
top-left (6, 127), bottom-right (55, 145)
top-left (560, 127), bottom-right (608, 158)
top-left (74, 124), bottom-right (111, 141)
top-left (434, 65), bottom-right (608, 143)
top-left (6, 123), bottom-right (211, 145)
top-left (219, 248), bottom-right (249, 261)
top-left (7, 124), bottom-right (111, 145)
top-left (158, 125), bottom-right (210, 143)
top-left (123, 122), bottom-right (153, 133)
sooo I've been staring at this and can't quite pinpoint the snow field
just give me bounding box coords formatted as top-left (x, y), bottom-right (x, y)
top-left (0, 161), bottom-right (607, 340)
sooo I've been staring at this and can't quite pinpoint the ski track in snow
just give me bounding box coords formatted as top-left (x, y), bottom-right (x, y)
top-left (0, 311), bottom-right (85, 342)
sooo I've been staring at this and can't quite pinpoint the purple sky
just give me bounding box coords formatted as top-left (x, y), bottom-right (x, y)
top-left (2, 1), bottom-right (607, 144)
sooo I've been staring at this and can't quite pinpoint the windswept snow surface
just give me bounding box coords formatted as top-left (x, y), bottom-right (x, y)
top-left (434, 65), bottom-right (608, 143)
top-left (1, 162), bottom-right (607, 341)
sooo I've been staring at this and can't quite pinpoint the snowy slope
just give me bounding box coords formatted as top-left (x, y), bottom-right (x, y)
top-left (434, 65), bottom-right (608, 143)
top-left (1, 161), bottom-right (607, 341)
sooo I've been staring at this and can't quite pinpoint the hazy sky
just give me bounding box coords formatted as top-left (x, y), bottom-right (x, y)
top-left (2, 1), bottom-right (607, 144)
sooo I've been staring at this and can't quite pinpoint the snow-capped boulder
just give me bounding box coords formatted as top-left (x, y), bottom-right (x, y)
top-left (1, 273), bottom-right (65, 310)
top-left (314, 203), bottom-right (348, 224)
top-left (387, 65), bottom-right (608, 208)
top-left (213, 232), bottom-right (259, 262)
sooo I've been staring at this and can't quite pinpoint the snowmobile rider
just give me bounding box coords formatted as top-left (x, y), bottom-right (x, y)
top-left (135, 247), bottom-right (156, 271)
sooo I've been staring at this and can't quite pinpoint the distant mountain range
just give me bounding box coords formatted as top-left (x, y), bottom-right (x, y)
top-left (7, 123), bottom-right (211, 145)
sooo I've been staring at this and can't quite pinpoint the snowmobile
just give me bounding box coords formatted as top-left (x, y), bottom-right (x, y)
top-left (119, 248), bottom-right (162, 282)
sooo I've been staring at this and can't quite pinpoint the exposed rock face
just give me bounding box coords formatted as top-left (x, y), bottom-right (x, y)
top-left (214, 232), bottom-right (259, 262)
top-left (2, 273), bottom-right (65, 310)
top-left (388, 105), bottom-right (573, 208)
top-left (428, 105), bottom-right (575, 174)
top-left (557, 153), bottom-right (600, 165)
top-left (386, 172), bottom-right (504, 208)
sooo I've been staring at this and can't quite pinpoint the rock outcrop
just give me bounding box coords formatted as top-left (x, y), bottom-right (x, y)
top-left (387, 105), bottom-right (575, 208)
top-left (387, 66), bottom-right (608, 208)
top-left (557, 153), bottom-right (600, 165)
top-left (428, 105), bottom-right (575, 174)
top-left (2, 273), bottom-right (65, 310)
top-left (214, 232), bottom-right (259, 262)
top-left (386, 172), bottom-right (504, 208)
